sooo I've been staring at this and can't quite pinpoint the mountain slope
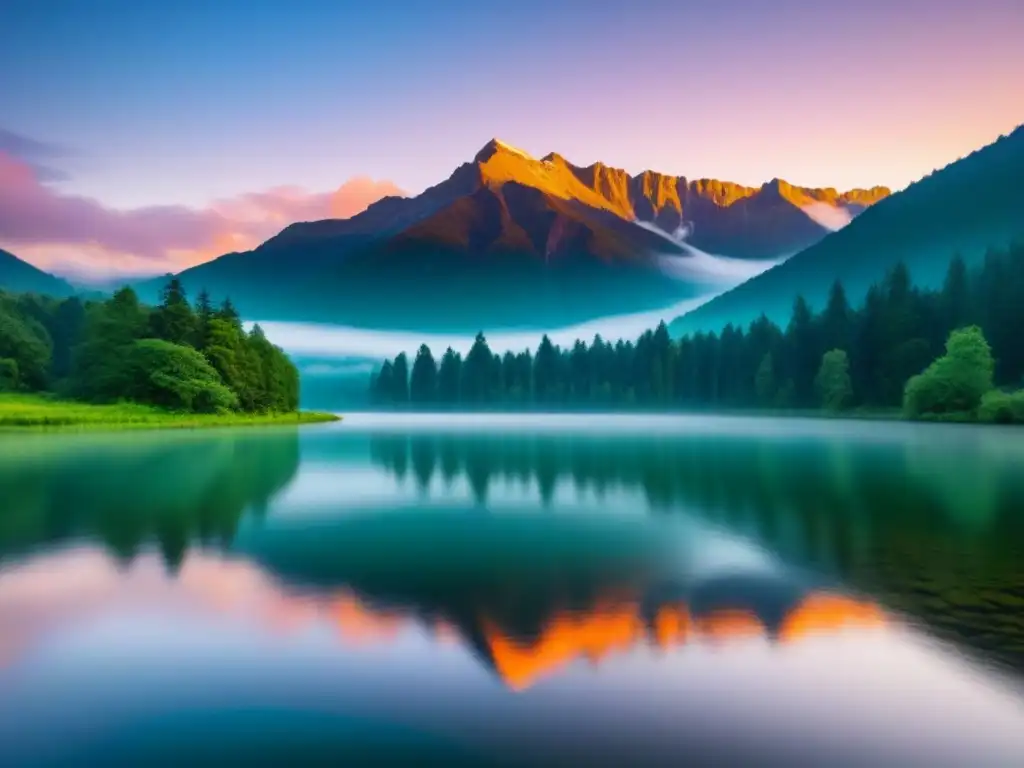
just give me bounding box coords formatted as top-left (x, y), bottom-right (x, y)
top-left (0, 247), bottom-right (73, 296)
top-left (670, 125), bottom-right (1024, 336)
top-left (146, 140), bottom-right (888, 332)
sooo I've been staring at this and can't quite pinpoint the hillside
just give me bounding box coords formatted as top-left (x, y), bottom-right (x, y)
top-left (141, 140), bottom-right (888, 332)
top-left (0, 247), bottom-right (73, 296)
top-left (670, 125), bottom-right (1024, 335)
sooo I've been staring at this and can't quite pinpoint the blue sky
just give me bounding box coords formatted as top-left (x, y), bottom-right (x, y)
top-left (1, 0), bottom-right (1022, 276)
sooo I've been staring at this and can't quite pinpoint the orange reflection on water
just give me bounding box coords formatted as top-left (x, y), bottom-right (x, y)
top-left (652, 605), bottom-right (691, 648)
top-left (326, 593), bottom-right (405, 646)
top-left (481, 595), bottom-right (888, 690)
top-left (484, 601), bottom-right (644, 691)
top-left (779, 593), bottom-right (886, 642)
top-left (694, 609), bottom-right (765, 644)
top-left (0, 548), bottom-right (890, 692)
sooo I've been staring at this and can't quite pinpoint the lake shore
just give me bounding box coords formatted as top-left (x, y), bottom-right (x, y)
top-left (0, 394), bottom-right (340, 431)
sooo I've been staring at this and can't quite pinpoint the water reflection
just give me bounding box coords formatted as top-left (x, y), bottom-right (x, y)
top-left (0, 545), bottom-right (886, 693)
top-left (0, 428), bottom-right (300, 568)
top-left (2, 418), bottom-right (1024, 765)
top-left (365, 428), bottom-right (1024, 674)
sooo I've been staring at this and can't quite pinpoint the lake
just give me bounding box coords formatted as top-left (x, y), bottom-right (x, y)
top-left (2, 413), bottom-right (1024, 766)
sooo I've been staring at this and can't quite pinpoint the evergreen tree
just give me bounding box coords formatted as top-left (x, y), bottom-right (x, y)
top-left (373, 360), bottom-right (395, 404)
top-left (569, 339), bottom-right (590, 403)
top-left (940, 254), bottom-right (971, 333)
top-left (194, 288), bottom-right (214, 348)
top-left (784, 295), bottom-right (819, 407)
top-left (534, 335), bottom-right (560, 404)
top-left (217, 298), bottom-right (240, 324)
top-left (410, 344), bottom-right (438, 404)
top-left (437, 347), bottom-right (462, 404)
top-left (392, 352), bottom-right (410, 404)
top-left (820, 280), bottom-right (852, 355)
top-left (151, 278), bottom-right (197, 346)
top-left (461, 333), bottom-right (494, 403)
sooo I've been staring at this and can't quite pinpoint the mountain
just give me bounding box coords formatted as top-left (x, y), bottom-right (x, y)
top-left (143, 140), bottom-right (888, 332)
top-left (670, 125), bottom-right (1024, 336)
top-left (0, 247), bottom-right (73, 296)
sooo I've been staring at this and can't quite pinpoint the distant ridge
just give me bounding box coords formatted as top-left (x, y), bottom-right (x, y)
top-left (0, 247), bottom-right (74, 296)
top-left (670, 125), bottom-right (1024, 335)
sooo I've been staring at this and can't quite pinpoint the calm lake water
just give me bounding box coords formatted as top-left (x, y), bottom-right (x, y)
top-left (2, 413), bottom-right (1024, 766)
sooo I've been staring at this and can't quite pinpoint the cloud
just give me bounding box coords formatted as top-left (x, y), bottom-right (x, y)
top-left (0, 126), bottom-right (72, 182)
top-left (0, 144), bottom-right (403, 279)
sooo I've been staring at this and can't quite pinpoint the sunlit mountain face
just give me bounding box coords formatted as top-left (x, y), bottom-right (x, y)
top-left (138, 140), bottom-right (888, 335)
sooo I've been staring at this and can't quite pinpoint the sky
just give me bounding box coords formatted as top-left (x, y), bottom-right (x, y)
top-left (1, 0), bottom-right (1022, 280)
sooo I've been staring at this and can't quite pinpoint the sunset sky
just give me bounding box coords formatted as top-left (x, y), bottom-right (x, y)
top-left (2, 0), bottom-right (1022, 279)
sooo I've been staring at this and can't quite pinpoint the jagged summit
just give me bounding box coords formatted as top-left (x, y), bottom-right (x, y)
top-left (474, 137), bottom-right (531, 163)
top-left (152, 136), bottom-right (893, 331)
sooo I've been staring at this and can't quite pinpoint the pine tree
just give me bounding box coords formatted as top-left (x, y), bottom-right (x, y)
top-left (410, 344), bottom-right (438, 404)
top-left (437, 347), bottom-right (462, 404)
top-left (151, 278), bottom-right (196, 346)
top-left (392, 352), bottom-right (410, 404)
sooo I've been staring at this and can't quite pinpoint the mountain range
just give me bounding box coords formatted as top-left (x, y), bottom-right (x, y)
top-left (671, 124), bottom-right (1024, 335)
top-left (10, 127), bottom-right (1017, 342)
top-left (136, 140), bottom-right (889, 331)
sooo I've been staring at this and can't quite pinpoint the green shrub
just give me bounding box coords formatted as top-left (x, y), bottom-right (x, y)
top-left (978, 390), bottom-right (1024, 424)
top-left (903, 326), bottom-right (994, 418)
top-left (123, 339), bottom-right (238, 413)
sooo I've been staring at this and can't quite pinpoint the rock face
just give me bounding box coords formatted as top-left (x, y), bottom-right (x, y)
top-left (670, 124), bottom-right (1024, 337)
top-left (148, 139), bottom-right (889, 332)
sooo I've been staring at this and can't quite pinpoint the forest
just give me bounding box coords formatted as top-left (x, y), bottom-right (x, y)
top-left (0, 279), bottom-right (300, 414)
top-left (369, 241), bottom-right (1024, 423)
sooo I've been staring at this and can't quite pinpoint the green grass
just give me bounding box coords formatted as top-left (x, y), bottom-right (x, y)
top-left (0, 393), bottom-right (340, 431)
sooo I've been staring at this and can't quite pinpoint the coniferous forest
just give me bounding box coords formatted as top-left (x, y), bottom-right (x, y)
top-left (369, 242), bottom-right (1024, 422)
top-left (0, 279), bottom-right (300, 414)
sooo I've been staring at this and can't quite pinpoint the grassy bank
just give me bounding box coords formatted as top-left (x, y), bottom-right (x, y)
top-left (0, 394), bottom-right (340, 430)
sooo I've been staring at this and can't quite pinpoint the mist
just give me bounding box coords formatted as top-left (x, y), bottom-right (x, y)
top-left (799, 202), bottom-right (855, 232)
top-left (254, 293), bottom-right (716, 362)
top-left (633, 218), bottom-right (783, 284)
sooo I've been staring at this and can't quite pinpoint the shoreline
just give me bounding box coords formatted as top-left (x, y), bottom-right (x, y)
top-left (0, 394), bottom-right (340, 432)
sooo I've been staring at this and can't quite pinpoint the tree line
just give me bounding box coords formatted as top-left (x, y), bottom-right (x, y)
top-left (0, 279), bottom-right (299, 413)
top-left (369, 241), bottom-right (1024, 421)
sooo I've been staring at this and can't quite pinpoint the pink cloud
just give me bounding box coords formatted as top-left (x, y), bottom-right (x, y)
top-left (0, 151), bottom-right (403, 279)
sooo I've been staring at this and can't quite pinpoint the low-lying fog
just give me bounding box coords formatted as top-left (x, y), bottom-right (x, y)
top-left (253, 251), bottom-right (780, 365)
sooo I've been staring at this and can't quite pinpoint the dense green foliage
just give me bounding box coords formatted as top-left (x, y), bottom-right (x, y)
top-left (0, 279), bottom-right (301, 414)
top-left (903, 327), bottom-right (995, 419)
top-left (371, 243), bottom-right (1024, 416)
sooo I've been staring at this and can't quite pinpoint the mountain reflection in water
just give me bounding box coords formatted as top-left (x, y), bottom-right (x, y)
top-left (1, 415), bottom-right (1024, 766)
top-left (0, 547), bottom-right (885, 692)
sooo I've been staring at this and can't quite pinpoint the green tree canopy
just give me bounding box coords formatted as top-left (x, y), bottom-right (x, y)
top-left (816, 349), bottom-right (853, 412)
top-left (904, 326), bottom-right (995, 418)
top-left (122, 338), bottom-right (238, 413)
